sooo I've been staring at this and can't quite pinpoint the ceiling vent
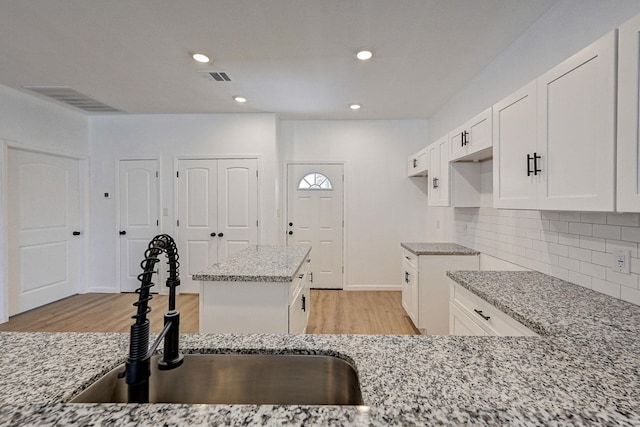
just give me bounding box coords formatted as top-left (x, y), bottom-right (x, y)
top-left (23, 86), bottom-right (121, 112)
top-left (207, 72), bottom-right (231, 82)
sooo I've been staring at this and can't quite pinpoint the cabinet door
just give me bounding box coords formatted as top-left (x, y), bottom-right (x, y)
top-left (493, 80), bottom-right (538, 209)
top-left (408, 148), bottom-right (429, 177)
top-left (536, 30), bottom-right (616, 211)
top-left (428, 136), bottom-right (450, 206)
top-left (466, 107), bottom-right (492, 156)
top-left (448, 124), bottom-right (467, 161)
top-left (449, 302), bottom-right (487, 336)
top-left (618, 15), bottom-right (640, 212)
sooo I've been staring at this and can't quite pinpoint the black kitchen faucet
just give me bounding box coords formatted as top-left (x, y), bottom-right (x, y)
top-left (124, 234), bottom-right (184, 403)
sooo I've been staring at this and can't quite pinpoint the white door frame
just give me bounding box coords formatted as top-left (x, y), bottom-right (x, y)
top-left (284, 161), bottom-right (346, 290)
top-left (0, 139), bottom-right (89, 323)
top-left (116, 157), bottom-right (162, 293)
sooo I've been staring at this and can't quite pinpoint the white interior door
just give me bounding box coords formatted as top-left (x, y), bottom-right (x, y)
top-left (7, 149), bottom-right (81, 315)
top-left (119, 159), bottom-right (160, 292)
top-left (217, 159), bottom-right (258, 259)
top-left (177, 158), bottom-right (259, 293)
top-left (177, 159), bottom-right (219, 294)
top-left (287, 163), bottom-right (343, 289)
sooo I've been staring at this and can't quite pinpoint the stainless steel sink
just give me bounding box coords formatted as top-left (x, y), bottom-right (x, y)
top-left (70, 353), bottom-right (363, 405)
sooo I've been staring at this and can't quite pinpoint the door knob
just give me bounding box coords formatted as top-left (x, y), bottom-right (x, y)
top-left (288, 231), bottom-right (293, 235)
top-left (218, 232), bottom-right (224, 237)
top-left (72, 231), bottom-right (81, 236)
top-left (289, 222), bottom-right (293, 226)
top-left (210, 232), bottom-right (217, 237)
top-left (119, 231), bottom-right (126, 235)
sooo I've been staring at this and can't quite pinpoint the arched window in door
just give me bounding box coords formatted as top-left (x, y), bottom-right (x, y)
top-left (297, 172), bottom-right (333, 190)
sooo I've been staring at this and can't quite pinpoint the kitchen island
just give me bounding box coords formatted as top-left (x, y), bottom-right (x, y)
top-left (1, 270), bottom-right (639, 425)
top-left (193, 245), bottom-right (312, 334)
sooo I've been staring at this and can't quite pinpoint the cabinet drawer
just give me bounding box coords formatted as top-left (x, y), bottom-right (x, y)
top-left (450, 281), bottom-right (537, 337)
top-left (401, 249), bottom-right (418, 268)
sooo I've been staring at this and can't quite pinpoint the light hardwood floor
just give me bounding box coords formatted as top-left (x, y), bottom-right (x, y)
top-left (0, 290), bottom-right (418, 335)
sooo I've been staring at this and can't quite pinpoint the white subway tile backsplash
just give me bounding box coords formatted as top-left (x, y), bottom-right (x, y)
top-left (621, 226), bottom-right (640, 243)
top-left (569, 270), bottom-right (592, 289)
top-left (568, 246), bottom-right (591, 262)
top-left (453, 207), bottom-right (640, 306)
top-left (621, 286), bottom-right (640, 305)
top-left (549, 220), bottom-right (569, 233)
top-left (591, 251), bottom-right (612, 267)
top-left (579, 261), bottom-right (606, 280)
top-left (579, 236), bottom-right (606, 252)
top-left (592, 224), bottom-right (621, 240)
top-left (558, 232), bottom-right (580, 247)
top-left (569, 222), bottom-right (593, 236)
top-left (591, 278), bottom-right (621, 299)
top-left (581, 212), bottom-right (607, 224)
top-left (607, 213), bottom-right (640, 227)
top-left (606, 269), bottom-right (639, 289)
top-left (558, 256), bottom-right (581, 272)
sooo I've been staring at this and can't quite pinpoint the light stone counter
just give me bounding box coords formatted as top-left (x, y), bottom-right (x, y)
top-left (1, 270), bottom-right (639, 425)
top-left (401, 242), bottom-right (480, 256)
top-left (192, 245), bottom-right (311, 282)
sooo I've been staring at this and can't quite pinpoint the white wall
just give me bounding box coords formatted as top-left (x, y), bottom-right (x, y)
top-left (0, 85), bottom-right (89, 321)
top-left (279, 119), bottom-right (429, 290)
top-left (425, 1), bottom-right (640, 306)
top-left (89, 113), bottom-right (278, 292)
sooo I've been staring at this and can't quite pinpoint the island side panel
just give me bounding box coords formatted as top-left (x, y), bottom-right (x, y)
top-left (199, 281), bottom-right (290, 333)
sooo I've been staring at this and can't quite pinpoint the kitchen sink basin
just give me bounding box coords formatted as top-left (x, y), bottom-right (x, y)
top-left (70, 353), bottom-right (363, 405)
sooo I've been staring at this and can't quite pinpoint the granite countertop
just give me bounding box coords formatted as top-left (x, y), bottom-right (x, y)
top-left (192, 245), bottom-right (311, 282)
top-left (401, 242), bottom-right (480, 256)
top-left (1, 270), bottom-right (639, 425)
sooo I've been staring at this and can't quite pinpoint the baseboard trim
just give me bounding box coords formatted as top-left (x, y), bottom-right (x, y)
top-left (344, 284), bottom-right (401, 291)
top-left (84, 287), bottom-right (118, 294)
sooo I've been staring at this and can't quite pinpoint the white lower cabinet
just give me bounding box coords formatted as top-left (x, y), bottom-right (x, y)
top-left (200, 256), bottom-right (310, 334)
top-left (402, 249), bottom-right (479, 335)
top-left (448, 280), bottom-right (537, 336)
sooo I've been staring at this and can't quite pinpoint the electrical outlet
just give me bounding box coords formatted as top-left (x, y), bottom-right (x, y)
top-left (614, 249), bottom-right (631, 274)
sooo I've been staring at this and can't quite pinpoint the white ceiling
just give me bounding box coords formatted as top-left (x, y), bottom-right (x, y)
top-left (0, 0), bottom-right (556, 119)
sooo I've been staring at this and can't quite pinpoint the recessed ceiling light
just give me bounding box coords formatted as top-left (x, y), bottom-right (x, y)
top-left (350, 104), bottom-right (361, 110)
top-left (234, 96), bottom-right (247, 103)
top-left (355, 50), bottom-right (373, 61)
top-left (192, 53), bottom-right (210, 63)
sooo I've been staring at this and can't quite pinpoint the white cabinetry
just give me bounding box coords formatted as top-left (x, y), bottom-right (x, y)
top-left (449, 107), bottom-right (493, 162)
top-left (401, 248), bottom-right (479, 335)
top-left (493, 80), bottom-right (538, 209)
top-left (617, 15), bottom-right (640, 212)
top-left (492, 30), bottom-right (617, 211)
top-left (401, 249), bottom-right (419, 326)
top-left (200, 255), bottom-right (311, 334)
top-left (407, 147), bottom-right (429, 177)
top-left (427, 135), bottom-right (450, 206)
top-left (449, 280), bottom-right (537, 336)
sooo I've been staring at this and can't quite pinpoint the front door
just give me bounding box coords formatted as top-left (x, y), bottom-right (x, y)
top-left (119, 159), bottom-right (160, 292)
top-left (7, 149), bottom-right (81, 315)
top-left (286, 163), bottom-right (344, 289)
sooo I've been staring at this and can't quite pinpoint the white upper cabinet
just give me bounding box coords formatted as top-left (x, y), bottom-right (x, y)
top-left (407, 146), bottom-right (429, 177)
top-left (536, 30), bottom-right (616, 211)
top-left (617, 14), bottom-right (640, 212)
top-left (493, 80), bottom-right (538, 209)
top-left (492, 30), bottom-right (617, 211)
top-left (427, 135), bottom-right (450, 206)
top-left (449, 107), bottom-right (493, 162)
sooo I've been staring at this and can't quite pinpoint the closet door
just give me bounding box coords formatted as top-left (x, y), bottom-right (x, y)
top-left (217, 158), bottom-right (258, 260)
top-left (177, 159), bottom-right (218, 293)
top-left (536, 30), bottom-right (616, 211)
